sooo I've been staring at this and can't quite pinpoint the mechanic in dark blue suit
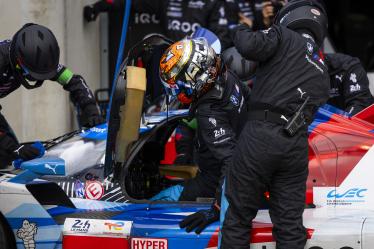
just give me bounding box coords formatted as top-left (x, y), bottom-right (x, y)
top-left (0, 24), bottom-right (104, 168)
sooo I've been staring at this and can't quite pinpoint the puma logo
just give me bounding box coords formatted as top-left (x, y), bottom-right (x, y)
top-left (297, 88), bottom-right (307, 99)
top-left (45, 164), bottom-right (58, 174)
top-left (335, 74), bottom-right (343, 81)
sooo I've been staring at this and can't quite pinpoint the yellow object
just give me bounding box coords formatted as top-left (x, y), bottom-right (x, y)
top-left (115, 66), bottom-right (146, 162)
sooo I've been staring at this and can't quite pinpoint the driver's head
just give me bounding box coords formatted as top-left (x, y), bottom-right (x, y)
top-left (159, 38), bottom-right (220, 104)
top-left (9, 23), bottom-right (60, 87)
top-left (274, 0), bottom-right (328, 46)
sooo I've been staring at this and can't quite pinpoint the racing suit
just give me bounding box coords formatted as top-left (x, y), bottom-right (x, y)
top-left (325, 53), bottom-right (374, 115)
top-left (220, 24), bottom-right (330, 249)
top-left (180, 70), bottom-right (249, 201)
top-left (0, 39), bottom-right (101, 167)
top-left (152, 70), bottom-right (250, 201)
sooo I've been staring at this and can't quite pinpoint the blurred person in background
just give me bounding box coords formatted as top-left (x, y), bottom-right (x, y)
top-left (325, 53), bottom-right (374, 115)
top-left (0, 24), bottom-right (104, 168)
top-left (226, 0), bottom-right (286, 31)
top-left (84, 0), bottom-right (232, 49)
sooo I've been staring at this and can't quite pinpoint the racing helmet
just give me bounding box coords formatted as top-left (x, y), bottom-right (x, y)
top-left (9, 23), bottom-right (60, 89)
top-left (274, 0), bottom-right (328, 46)
top-left (159, 38), bottom-right (220, 104)
top-left (221, 46), bottom-right (257, 81)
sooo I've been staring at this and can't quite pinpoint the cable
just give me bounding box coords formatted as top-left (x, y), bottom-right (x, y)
top-left (106, 0), bottom-right (132, 121)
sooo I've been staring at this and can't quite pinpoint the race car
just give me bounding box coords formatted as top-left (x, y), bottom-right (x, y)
top-left (1, 34), bottom-right (374, 249)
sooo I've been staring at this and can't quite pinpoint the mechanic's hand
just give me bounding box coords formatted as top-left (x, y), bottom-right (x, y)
top-left (86, 115), bottom-right (106, 128)
top-left (81, 104), bottom-right (105, 128)
top-left (83, 1), bottom-right (112, 22)
top-left (238, 12), bottom-right (253, 28)
top-left (262, 1), bottom-right (275, 27)
top-left (179, 204), bottom-right (220, 234)
top-left (13, 144), bottom-right (40, 161)
top-left (84, 5), bottom-right (98, 22)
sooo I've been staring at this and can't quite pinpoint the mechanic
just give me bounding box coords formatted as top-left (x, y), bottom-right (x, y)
top-left (179, 0), bottom-right (330, 246)
top-left (84, 0), bottom-right (232, 50)
top-left (0, 23), bottom-right (104, 168)
top-left (219, 1), bottom-right (330, 248)
top-left (151, 37), bottom-right (250, 203)
top-left (325, 53), bottom-right (374, 115)
top-left (226, 0), bottom-right (286, 31)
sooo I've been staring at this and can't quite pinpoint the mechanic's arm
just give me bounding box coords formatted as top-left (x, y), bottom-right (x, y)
top-left (179, 113), bottom-right (235, 234)
top-left (233, 24), bottom-right (281, 62)
top-left (197, 112), bottom-right (236, 201)
top-left (208, 0), bottom-right (233, 50)
top-left (0, 132), bottom-right (40, 162)
top-left (53, 65), bottom-right (104, 127)
top-left (343, 65), bottom-right (374, 115)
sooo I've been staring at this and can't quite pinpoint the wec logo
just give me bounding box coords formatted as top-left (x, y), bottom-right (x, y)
top-left (327, 188), bottom-right (367, 199)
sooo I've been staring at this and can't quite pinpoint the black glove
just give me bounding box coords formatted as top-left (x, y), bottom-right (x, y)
top-left (13, 144), bottom-right (40, 161)
top-left (179, 203), bottom-right (220, 234)
top-left (81, 104), bottom-right (105, 128)
top-left (0, 134), bottom-right (39, 161)
top-left (83, 1), bottom-right (112, 22)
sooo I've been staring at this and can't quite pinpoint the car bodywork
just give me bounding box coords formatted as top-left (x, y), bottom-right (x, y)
top-left (1, 35), bottom-right (374, 249)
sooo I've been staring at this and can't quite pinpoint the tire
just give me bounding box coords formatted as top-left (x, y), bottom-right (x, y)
top-left (0, 213), bottom-right (16, 249)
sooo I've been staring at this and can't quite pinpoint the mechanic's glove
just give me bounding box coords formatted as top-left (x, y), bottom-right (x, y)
top-left (83, 1), bottom-right (112, 22)
top-left (179, 203), bottom-right (220, 234)
top-left (12, 142), bottom-right (45, 169)
top-left (13, 144), bottom-right (40, 161)
top-left (81, 104), bottom-right (105, 128)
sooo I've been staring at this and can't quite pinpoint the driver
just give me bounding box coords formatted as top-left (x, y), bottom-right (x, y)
top-left (0, 23), bottom-right (104, 168)
top-left (151, 38), bottom-right (250, 203)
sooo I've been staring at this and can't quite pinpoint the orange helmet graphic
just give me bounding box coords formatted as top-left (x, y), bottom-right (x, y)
top-left (159, 38), bottom-right (219, 104)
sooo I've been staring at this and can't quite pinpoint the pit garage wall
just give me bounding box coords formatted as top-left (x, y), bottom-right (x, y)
top-left (0, 0), bottom-right (101, 142)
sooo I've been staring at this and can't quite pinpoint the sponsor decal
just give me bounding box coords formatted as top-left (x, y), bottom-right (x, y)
top-left (307, 42), bottom-right (313, 55)
top-left (321, 188), bottom-right (368, 206)
top-left (349, 73), bottom-right (357, 83)
top-left (329, 87), bottom-right (340, 97)
top-left (131, 238), bottom-right (168, 249)
top-left (335, 74), bottom-right (343, 82)
top-left (188, 0), bottom-right (205, 9)
top-left (327, 188), bottom-right (367, 199)
top-left (134, 13), bottom-right (159, 24)
top-left (17, 220), bottom-right (38, 249)
top-left (89, 127), bottom-right (106, 133)
top-left (74, 180), bottom-right (85, 198)
top-left (104, 221), bottom-right (125, 231)
top-left (230, 95), bottom-right (239, 106)
top-left (168, 20), bottom-right (200, 33)
top-left (85, 181), bottom-right (104, 200)
top-left (70, 219), bottom-right (91, 233)
top-left (305, 55), bottom-right (324, 73)
top-left (44, 163), bottom-right (58, 174)
top-left (164, 50), bottom-right (175, 63)
top-left (350, 83), bottom-right (361, 93)
top-left (214, 128), bottom-right (226, 138)
top-left (297, 88), bottom-right (307, 99)
top-left (209, 117), bottom-right (217, 127)
top-left (64, 218), bottom-right (132, 237)
top-left (311, 8), bottom-right (321, 16)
